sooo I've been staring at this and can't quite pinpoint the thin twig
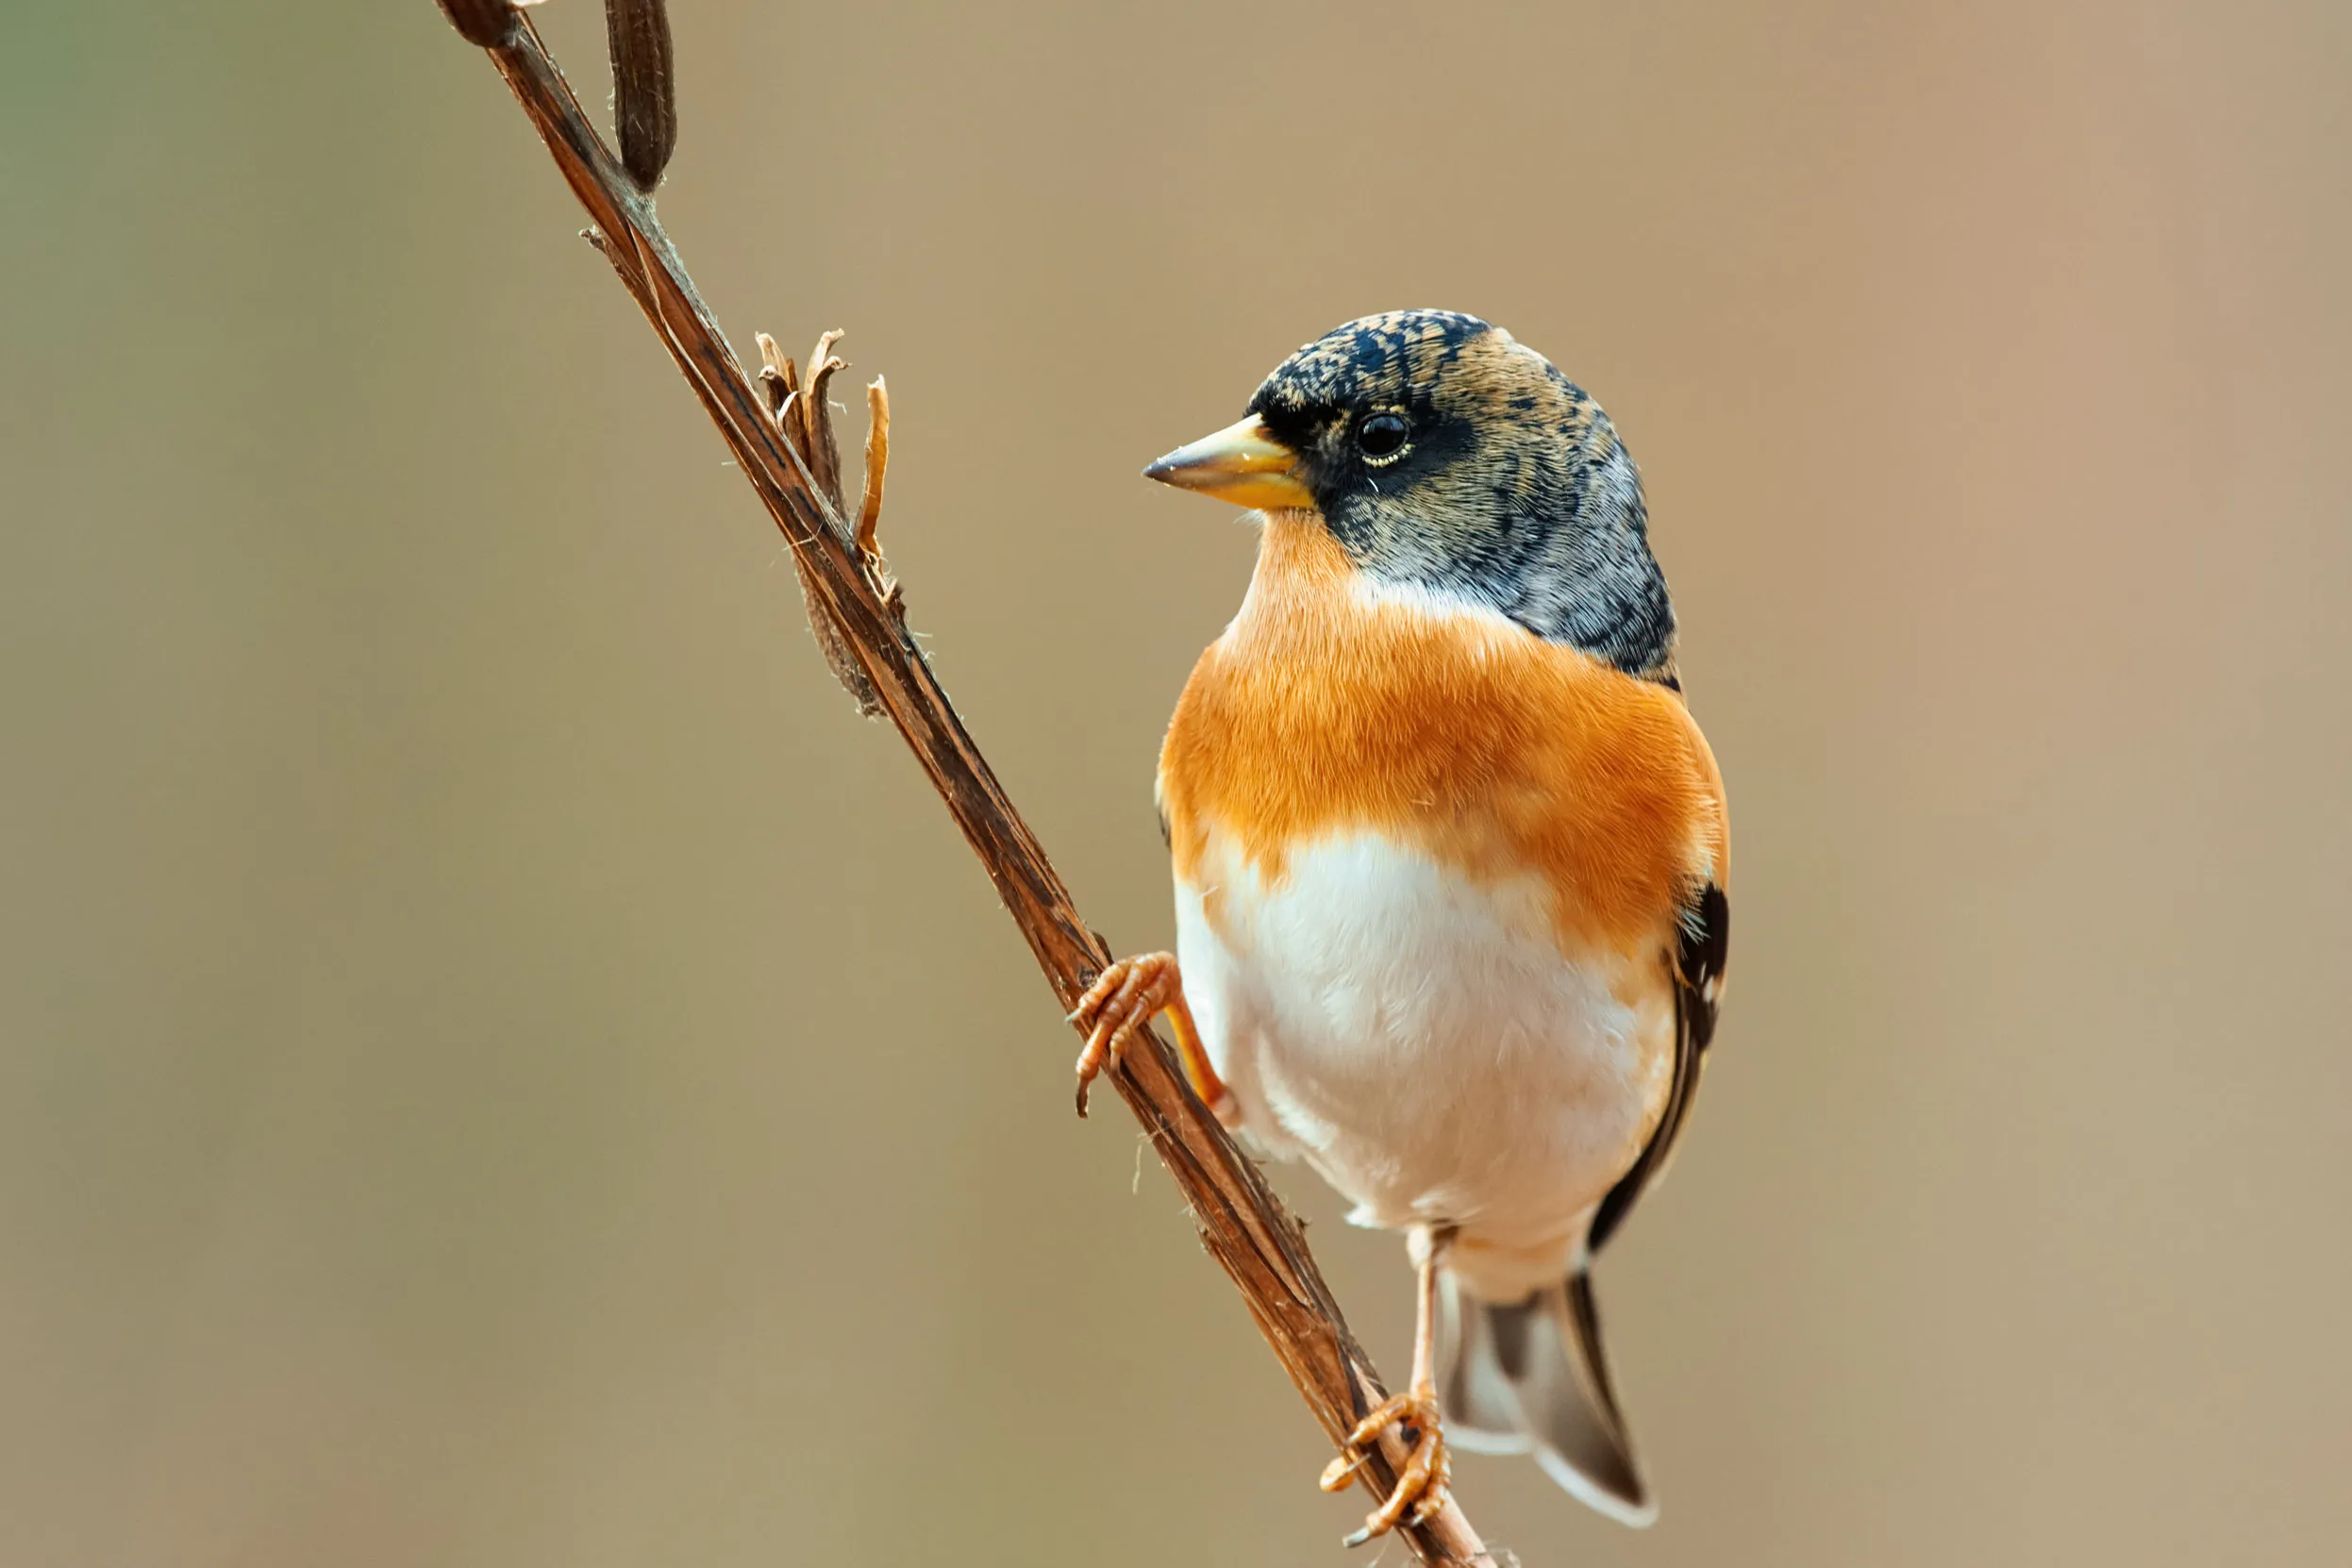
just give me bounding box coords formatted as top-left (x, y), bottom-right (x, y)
top-left (428, 8), bottom-right (1503, 1562)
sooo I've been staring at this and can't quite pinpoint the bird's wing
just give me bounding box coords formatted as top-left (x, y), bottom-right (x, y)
top-left (1588, 880), bottom-right (1727, 1253)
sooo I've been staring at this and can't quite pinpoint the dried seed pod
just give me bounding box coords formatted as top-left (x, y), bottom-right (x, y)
top-left (802, 330), bottom-right (848, 517)
top-left (604, 0), bottom-right (677, 192)
top-left (793, 556), bottom-right (884, 716)
top-left (755, 333), bottom-right (793, 424)
top-left (858, 376), bottom-right (890, 558)
top-left (436, 0), bottom-right (518, 48)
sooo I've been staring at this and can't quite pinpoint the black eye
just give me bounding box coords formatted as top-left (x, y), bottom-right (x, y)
top-left (1356, 413), bottom-right (1410, 461)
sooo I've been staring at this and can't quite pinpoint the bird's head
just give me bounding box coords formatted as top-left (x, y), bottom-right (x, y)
top-left (1145, 309), bottom-right (1676, 679)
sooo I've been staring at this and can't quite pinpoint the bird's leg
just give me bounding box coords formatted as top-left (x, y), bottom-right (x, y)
top-left (1320, 1225), bottom-right (1457, 1545)
top-left (1066, 952), bottom-right (1235, 1123)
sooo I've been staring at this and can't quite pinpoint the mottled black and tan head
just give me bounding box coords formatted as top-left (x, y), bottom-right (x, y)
top-left (1146, 309), bottom-right (1676, 682)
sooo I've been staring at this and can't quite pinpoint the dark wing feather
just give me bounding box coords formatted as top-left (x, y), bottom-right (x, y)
top-left (1589, 882), bottom-right (1727, 1253)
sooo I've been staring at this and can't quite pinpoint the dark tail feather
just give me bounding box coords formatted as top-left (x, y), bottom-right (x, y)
top-left (1434, 1266), bottom-right (1657, 1526)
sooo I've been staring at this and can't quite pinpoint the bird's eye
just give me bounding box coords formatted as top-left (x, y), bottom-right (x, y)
top-left (1356, 413), bottom-right (1410, 463)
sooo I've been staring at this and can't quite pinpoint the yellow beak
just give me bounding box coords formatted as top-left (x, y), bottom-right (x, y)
top-left (1143, 415), bottom-right (1313, 510)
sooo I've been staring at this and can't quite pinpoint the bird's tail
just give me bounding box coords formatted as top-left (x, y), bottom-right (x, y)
top-left (1433, 1263), bottom-right (1657, 1526)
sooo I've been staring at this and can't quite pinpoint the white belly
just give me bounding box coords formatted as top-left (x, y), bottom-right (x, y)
top-left (1176, 827), bottom-right (1675, 1282)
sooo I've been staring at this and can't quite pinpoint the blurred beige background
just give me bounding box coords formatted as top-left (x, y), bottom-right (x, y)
top-left (4, 2), bottom-right (2348, 1564)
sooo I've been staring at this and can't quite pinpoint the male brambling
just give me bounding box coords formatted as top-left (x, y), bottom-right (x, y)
top-left (1069, 310), bottom-right (1730, 1541)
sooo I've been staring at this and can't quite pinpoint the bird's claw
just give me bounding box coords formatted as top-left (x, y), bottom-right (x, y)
top-left (1321, 1386), bottom-right (1453, 1545)
top-left (1067, 954), bottom-right (1178, 1118)
top-left (1068, 952), bottom-right (1239, 1123)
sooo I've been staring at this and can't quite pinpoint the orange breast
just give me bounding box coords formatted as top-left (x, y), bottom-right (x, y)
top-left (1159, 513), bottom-right (1728, 957)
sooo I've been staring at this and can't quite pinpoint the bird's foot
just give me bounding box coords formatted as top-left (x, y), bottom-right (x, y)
top-left (1067, 952), bottom-right (1235, 1123)
top-left (1319, 1385), bottom-right (1452, 1546)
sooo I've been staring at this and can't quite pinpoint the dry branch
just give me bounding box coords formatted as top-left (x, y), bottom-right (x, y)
top-left (427, 6), bottom-right (1503, 1562)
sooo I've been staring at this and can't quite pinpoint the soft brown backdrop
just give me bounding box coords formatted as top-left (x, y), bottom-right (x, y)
top-left (4, 3), bottom-right (2347, 1564)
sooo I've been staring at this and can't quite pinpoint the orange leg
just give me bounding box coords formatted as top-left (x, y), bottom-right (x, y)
top-left (1066, 952), bottom-right (1234, 1123)
top-left (1319, 1226), bottom-right (1455, 1544)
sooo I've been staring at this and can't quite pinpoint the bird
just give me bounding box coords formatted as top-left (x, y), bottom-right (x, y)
top-left (1066, 309), bottom-right (1730, 1543)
